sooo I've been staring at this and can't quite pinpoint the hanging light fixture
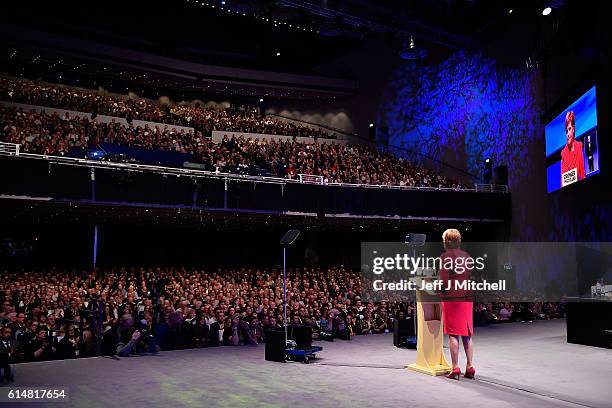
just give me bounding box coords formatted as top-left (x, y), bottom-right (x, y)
top-left (399, 35), bottom-right (427, 60)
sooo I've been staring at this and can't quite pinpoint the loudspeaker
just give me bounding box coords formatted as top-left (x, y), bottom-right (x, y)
top-left (288, 324), bottom-right (312, 347)
top-left (264, 328), bottom-right (286, 362)
top-left (493, 165), bottom-right (508, 185)
top-left (378, 126), bottom-right (389, 148)
top-left (393, 318), bottom-right (416, 347)
top-left (483, 159), bottom-right (493, 183)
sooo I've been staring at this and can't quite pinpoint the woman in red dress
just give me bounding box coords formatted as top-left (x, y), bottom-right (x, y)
top-left (439, 229), bottom-right (475, 380)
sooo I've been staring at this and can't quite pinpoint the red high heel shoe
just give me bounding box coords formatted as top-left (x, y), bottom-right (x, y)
top-left (445, 367), bottom-right (461, 380)
top-left (464, 366), bottom-right (476, 379)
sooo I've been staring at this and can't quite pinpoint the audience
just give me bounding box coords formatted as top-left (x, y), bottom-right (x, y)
top-left (474, 301), bottom-right (564, 326)
top-left (0, 266), bottom-right (564, 366)
top-left (0, 104), bottom-right (465, 188)
top-left (0, 76), bottom-right (336, 139)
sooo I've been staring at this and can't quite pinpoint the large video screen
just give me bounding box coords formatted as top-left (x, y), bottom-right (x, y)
top-left (545, 86), bottom-right (599, 193)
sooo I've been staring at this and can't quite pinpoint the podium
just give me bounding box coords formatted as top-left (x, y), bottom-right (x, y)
top-left (406, 276), bottom-right (451, 375)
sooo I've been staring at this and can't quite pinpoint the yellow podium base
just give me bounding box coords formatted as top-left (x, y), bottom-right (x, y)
top-left (406, 363), bottom-right (451, 376)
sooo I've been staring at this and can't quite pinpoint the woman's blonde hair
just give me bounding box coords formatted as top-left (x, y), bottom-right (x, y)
top-left (442, 228), bottom-right (461, 249)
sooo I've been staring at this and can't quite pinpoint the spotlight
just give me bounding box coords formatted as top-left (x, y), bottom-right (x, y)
top-left (259, 98), bottom-right (264, 102)
top-left (508, 8), bottom-right (513, 14)
top-left (369, 123), bottom-right (374, 128)
top-left (276, 52), bottom-right (281, 57)
top-left (542, 6), bottom-right (552, 16)
top-left (399, 35), bottom-right (427, 61)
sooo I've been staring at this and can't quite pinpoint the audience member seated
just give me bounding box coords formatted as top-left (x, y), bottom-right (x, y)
top-left (499, 303), bottom-right (513, 321)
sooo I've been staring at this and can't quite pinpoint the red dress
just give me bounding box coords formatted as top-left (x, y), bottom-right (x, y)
top-left (561, 140), bottom-right (585, 181)
top-left (439, 248), bottom-right (473, 337)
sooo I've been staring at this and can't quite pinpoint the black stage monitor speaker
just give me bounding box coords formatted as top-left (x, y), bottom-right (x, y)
top-left (288, 325), bottom-right (312, 347)
top-left (394, 318), bottom-right (416, 347)
top-left (265, 328), bottom-right (287, 362)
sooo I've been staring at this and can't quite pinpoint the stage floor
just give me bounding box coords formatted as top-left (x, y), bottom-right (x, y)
top-left (4, 319), bottom-right (611, 408)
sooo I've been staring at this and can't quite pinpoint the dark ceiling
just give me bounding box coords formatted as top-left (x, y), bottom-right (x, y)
top-left (0, 0), bottom-right (566, 101)
top-left (0, 0), bottom-right (529, 72)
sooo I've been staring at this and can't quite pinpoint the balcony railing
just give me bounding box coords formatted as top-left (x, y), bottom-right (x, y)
top-left (0, 142), bottom-right (508, 193)
top-left (0, 141), bottom-right (20, 156)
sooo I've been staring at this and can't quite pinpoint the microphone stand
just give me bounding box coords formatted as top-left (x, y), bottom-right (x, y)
top-left (283, 244), bottom-right (288, 347)
top-left (280, 230), bottom-right (301, 353)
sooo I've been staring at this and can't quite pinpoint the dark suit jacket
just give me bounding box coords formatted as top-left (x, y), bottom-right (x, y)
top-left (585, 139), bottom-right (597, 157)
top-left (208, 322), bottom-right (223, 346)
top-left (0, 338), bottom-right (18, 365)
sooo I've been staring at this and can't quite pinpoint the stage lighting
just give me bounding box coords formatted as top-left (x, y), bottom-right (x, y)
top-left (542, 6), bottom-right (552, 15)
top-left (276, 52), bottom-right (281, 57)
top-left (399, 36), bottom-right (427, 61)
top-left (369, 123), bottom-right (374, 128)
top-left (259, 98), bottom-right (264, 102)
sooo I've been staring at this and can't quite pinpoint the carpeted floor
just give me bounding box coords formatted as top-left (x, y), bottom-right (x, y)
top-left (2, 319), bottom-right (611, 408)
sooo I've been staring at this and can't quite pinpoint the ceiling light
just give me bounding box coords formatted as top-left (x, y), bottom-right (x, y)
top-left (399, 35), bottom-right (427, 60)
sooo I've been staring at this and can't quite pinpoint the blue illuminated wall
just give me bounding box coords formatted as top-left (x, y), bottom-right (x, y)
top-left (378, 51), bottom-right (548, 240)
top-left (378, 51), bottom-right (541, 187)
